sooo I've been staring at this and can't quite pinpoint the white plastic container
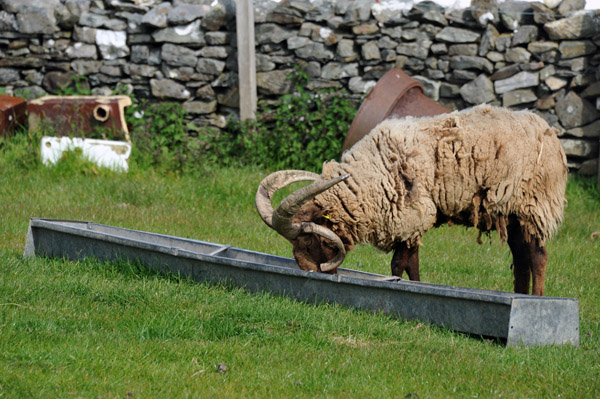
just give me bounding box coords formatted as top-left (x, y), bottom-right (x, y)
top-left (40, 136), bottom-right (132, 172)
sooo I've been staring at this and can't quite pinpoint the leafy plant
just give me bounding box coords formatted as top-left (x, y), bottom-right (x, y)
top-left (207, 68), bottom-right (358, 172)
top-left (125, 100), bottom-right (190, 172)
top-left (54, 75), bottom-right (93, 96)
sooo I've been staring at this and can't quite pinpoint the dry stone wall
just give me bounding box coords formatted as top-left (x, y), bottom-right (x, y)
top-left (0, 0), bottom-right (599, 175)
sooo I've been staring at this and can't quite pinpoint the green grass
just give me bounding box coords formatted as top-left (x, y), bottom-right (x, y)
top-left (1, 164), bottom-right (599, 398)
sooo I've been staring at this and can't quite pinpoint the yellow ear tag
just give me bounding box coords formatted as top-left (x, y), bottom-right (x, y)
top-left (322, 213), bottom-right (331, 220)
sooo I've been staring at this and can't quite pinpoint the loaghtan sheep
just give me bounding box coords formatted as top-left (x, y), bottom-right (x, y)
top-left (256, 105), bottom-right (568, 296)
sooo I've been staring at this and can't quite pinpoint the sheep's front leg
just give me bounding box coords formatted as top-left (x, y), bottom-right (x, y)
top-left (391, 242), bottom-right (420, 281)
top-left (507, 221), bottom-right (548, 296)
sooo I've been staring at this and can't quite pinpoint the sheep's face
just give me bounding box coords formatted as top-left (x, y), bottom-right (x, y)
top-left (256, 171), bottom-right (351, 272)
top-left (291, 202), bottom-right (347, 273)
top-left (293, 232), bottom-right (341, 273)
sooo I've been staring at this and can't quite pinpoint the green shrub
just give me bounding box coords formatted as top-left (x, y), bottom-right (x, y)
top-left (206, 68), bottom-right (358, 172)
top-left (54, 74), bottom-right (93, 96)
top-left (127, 101), bottom-right (186, 170)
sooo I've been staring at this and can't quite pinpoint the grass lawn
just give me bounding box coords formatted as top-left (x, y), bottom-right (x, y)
top-left (1, 165), bottom-right (599, 398)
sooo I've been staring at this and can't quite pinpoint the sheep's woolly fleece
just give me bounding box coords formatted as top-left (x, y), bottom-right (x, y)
top-left (315, 105), bottom-right (568, 252)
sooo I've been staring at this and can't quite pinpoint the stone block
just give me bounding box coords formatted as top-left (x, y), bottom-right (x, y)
top-left (73, 26), bottom-right (96, 44)
top-left (152, 20), bottom-right (205, 45)
top-left (581, 82), bottom-right (600, 98)
top-left (527, 41), bottom-right (559, 54)
top-left (321, 62), bottom-right (358, 80)
top-left (361, 41), bottom-right (381, 61)
top-left (566, 119), bottom-right (600, 138)
top-left (161, 43), bottom-right (197, 67)
top-left (196, 58), bottom-right (226, 76)
top-left (256, 23), bottom-right (294, 44)
top-left (478, 23), bottom-right (499, 56)
top-left (96, 29), bottom-right (129, 60)
top-left (494, 71), bottom-right (539, 94)
top-left (395, 39), bottom-right (432, 60)
top-left (499, 1), bottom-right (533, 31)
top-left (348, 77), bottom-right (376, 94)
top-left (182, 100), bottom-right (217, 115)
top-left (558, 40), bottom-right (597, 59)
top-left (17, 5), bottom-right (58, 34)
top-left (505, 47), bottom-right (531, 63)
top-left (66, 43), bottom-right (97, 59)
top-left (560, 138), bottom-right (599, 158)
top-left (294, 42), bottom-right (334, 62)
top-left (448, 44), bottom-right (478, 56)
top-left (502, 89), bottom-right (537, 107)
top-left (257, 69), bottom-right (294, 95)
top-left (198, 46), bottom-right (230, 59)
top-left (512, 25), bottom-right (538, 46)
top-left (450, 55), bottom-right (493, 74)
top-left (352, 23), bottom-right (379, 35)
top-left (545, 76), bottom-right (568, 91)
top-left (141, 2), bottom-right (170, 28)
top-left (167, 4), bottom-right (208, 25)
top-left (435, 27), bottom-right (480, 43)
top-left (544, 12), bottom-right (600, 40)
top-left (577, 158), bottom-right (598, 176)
top-left (460, 74), bottom-right (495, 104)
top-left (150, 78), bottom-right (191, 100)
top-left (555, 91), bottom-right (599, 129)
top-left (0, 67), bottom-right (20, 85)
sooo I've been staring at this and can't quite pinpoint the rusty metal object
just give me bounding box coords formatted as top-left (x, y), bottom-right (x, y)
top-left (343, 68), bottom-right (450, 152)
top-left (28, 95), bottom-right (132, 143)
top-left (0, 94), bottom-right (27, 135)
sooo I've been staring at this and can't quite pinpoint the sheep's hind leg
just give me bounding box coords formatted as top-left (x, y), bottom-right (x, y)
top-left (507, 221), bottom-right (548, 296)
top-left (529, 240), bottom-right (548, 296)
top-left (391, 242), bottom-right (420, 281)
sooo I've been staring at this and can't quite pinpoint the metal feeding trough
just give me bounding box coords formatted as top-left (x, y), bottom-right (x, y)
top-left (24, 218), bottom-right (579, 347)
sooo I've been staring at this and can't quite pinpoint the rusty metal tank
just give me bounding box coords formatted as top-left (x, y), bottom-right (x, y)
top-left (28, 95), bottom-right (132, 143)
top-left (0, 94), bottom-right (27, 135)
top-left (342, 68), bottom-right (449, 152)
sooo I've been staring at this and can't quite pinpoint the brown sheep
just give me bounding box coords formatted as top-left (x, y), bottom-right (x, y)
top-left (256, 105), bottom-right (568, 296)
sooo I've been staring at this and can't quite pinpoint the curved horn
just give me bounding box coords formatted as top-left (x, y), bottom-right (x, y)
top-left (255, 170), bottom-right (320, 228)
top-left (272, 174), bottom-right (350, 240)
top-left (300, 223), bottom-right (346, 272)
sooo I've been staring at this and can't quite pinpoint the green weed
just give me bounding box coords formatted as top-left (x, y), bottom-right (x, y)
top-left (54, 74), bottom-right (93, 96)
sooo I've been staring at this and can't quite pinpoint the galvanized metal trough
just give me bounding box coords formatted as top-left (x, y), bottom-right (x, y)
top-left (24, 218), bottom-right (579, 347)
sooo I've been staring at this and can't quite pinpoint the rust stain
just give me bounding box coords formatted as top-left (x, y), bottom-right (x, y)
top-left (27, 95), bottom-right (132, 143)
top-left (0, 94), bottom-right (27, 135)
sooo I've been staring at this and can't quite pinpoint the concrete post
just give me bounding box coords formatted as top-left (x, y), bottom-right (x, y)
top-left (236, 0), bottom-right (257, 121)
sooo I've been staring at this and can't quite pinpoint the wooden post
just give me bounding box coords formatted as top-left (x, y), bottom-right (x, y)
top-left (236, 0), bottom-right (257, 121)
